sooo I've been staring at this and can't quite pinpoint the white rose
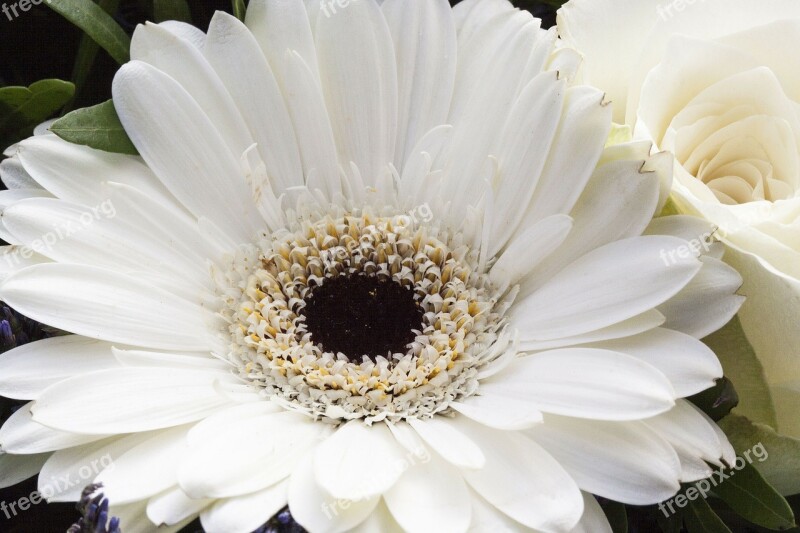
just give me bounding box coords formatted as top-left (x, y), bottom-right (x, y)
top-left (558, 0), bottom-right (800, 446)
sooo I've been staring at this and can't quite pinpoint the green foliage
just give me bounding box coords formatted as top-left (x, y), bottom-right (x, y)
top-left (46, 0), bottom-right (131, 64)
top-left (50, 99), bottom-right (138, 155)
top-left (0, 79), bottom-right (75, 147)
top-left (232, 0), bottom-right (246, 21)
top-left (154, 0), bottom-right (192, 23)
top-left (684, 496), bottom-right (732, 533)
top-left (713, 460), bottom-right (795, 530)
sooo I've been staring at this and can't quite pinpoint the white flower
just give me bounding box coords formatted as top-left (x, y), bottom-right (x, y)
top-left (0, 0), bottom-right (742, 531)
top-left (558, 0), bottom-right (800, 440)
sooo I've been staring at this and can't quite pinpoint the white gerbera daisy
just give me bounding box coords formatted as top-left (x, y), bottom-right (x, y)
top-left (0, 0), bottom-right (744, 531)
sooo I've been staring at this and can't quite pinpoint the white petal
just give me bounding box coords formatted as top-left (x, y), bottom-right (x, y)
top-left (468, 489), bottom-right (531, 533)
top-left (514, 236), bottom-right (702, 340)
top-left (314, 0), bottom-right (397, 185)
top-left (0, 335), bottom-right (118, 399)
top-left (0, 402), bottom-right (108, 454)
top-left (489, 214), bottom-right (573, 293)
top-left (147, 487), bottom-right (211, 527)
top-left (32, 368), bottom-right (234, 434)
top-left (180, 410), bottom-right (325, 498)
top-left (0, 451), bottom-right (49, 489)
top-left (15, 135), bottom-right (167, 206)
top-left (112, 60), bottom-right (262, 242)
top-left (460, 422), bottom-right (584, 531)
top-left (39, 434), bottom-right (151, 502)
top-left (2, 198), bottom-right (210, 289)
top-left (0, 245), bottom-right (49, 282)
top-left (1, 264), bottom-right (213, 351)
top-left (281, 50), bottom-right (342, 199)
top-left (130, 22), bottom-right (254, 161)
top-left (657, 256), bottom-right (744, 339)
top-left (520, 158), bottom-right (661, 296)
top-left (350, 500), bottom-right (404, 533)
top-left (200, 480), bottom-right (288, 533)
top-left (245, 0), bottom-right (319, 84)
top-left (556, 0), bottom-right (657, 122)
top-left (112, 347), bottom-right (228, 371)
top-left (0, 155), bottom-right (40, 190)
top-left (489, 73), bottom-right (567, 255)
top-left (0, 187), bottom-right (54, 244)
top-left (101, 181), bottom-right (226, 267)
top-left (397, 124), bottom-right (452, 207)
top-left (382, 0), bottom-right (456, 167)
top-left (96, 425), bottom-right (190, 504)
top-left (530, 415), bottom-right (682, 505)
top-left (481, 348), bottom-right (676, 420)
top-left (523, 86), bottom-right (612, 225)
top-left (289, 456), bottom-right (380, 533)
top-left (644, 400), bottom-right (728, 468)
top-left (204, 12), bottom-right (304, 194)
top-left (645, 215), bottom-right (724, 260)
top-left (384, 453), bottom-right (471, 533)
top-left (585, 328), bottom-right (722, 397)
top-left (572, 492), bottom-right (613, 533)
top-left (408, 416), bottom-right (485, 469)
top-left (314, 420), bottom-right (406, 500)
top-left (451, 395), bottom-right (543, 431)
top-left (442, 11), bottom-right (540, 210)
top-left (519, 309), bottom-right (666, 352)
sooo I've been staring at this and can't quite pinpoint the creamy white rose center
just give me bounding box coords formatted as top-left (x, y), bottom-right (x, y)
top-left (218, 210), bottom-right (511, 423)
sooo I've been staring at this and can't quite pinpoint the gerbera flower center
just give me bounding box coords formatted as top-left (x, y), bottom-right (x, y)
top-left (218, 210), bottom-right (511, 422)
top-left (301, 274), bottom-right (424, 363)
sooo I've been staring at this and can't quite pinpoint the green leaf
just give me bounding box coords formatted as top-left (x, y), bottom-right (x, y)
top-left (713, 459), bottom-right (795, 530)
top-left (232, 0), bottom-right (246, 21)
top-left (720, 414), bottom-right (800, 498)
top-left (50, 100), bottom-right (138, 155)
top-left (154, 0), bottom-right (191, 22)
top-left (688, 377), bottom-right (739, 422)
top-left (704, 316), bottom-right (778, 428)
top-left (46, 0), bottom-right (131, 64)
top-left (684, 496), bottom-right (732, 533)
top-left (0, 80), bottom-right (75, 145)
top-left (67, 0), bottom-right (121, 113)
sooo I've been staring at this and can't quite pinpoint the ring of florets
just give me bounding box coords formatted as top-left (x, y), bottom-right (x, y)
top-left (220, 211), bottom-right (510, 422)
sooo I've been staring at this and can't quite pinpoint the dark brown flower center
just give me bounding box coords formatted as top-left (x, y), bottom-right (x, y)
top-left (301, 274), bottom-right (424, 362)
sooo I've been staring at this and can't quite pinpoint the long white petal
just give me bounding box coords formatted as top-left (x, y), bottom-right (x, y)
top-left (514, 236), bottom-right (702, 340)
top-left (112, 61), bottom-right (262, 242)
top-left (384, 453), bottom-right (471, 533)
top-left (1, 264), bottom-right (213, 351)
top-left (31, 368), bottom-right (235, 434)
top-left (314, 420), bottom-right (406, 500)
top-left (460, 422), bottom-right (584, 531)
top-left (530, 415), bottom-right (682, 505)
top-left (481, 348), bottom-right (676, 420)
